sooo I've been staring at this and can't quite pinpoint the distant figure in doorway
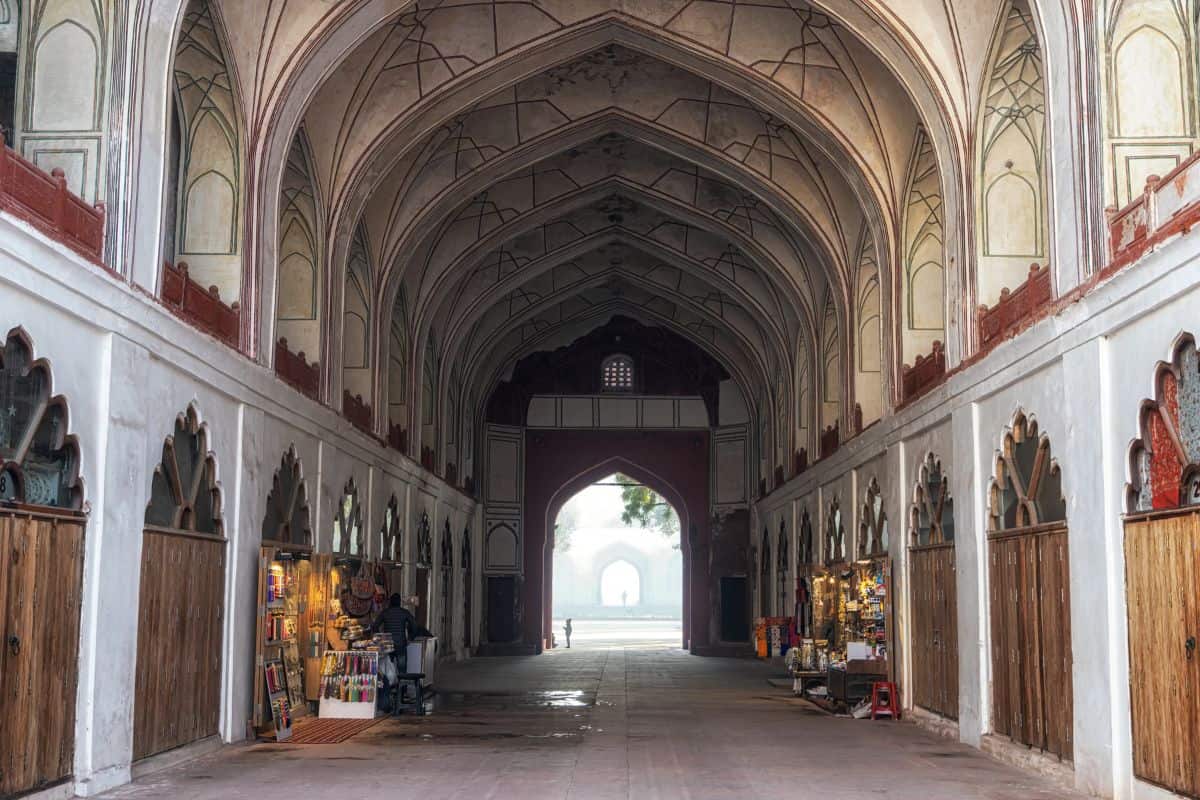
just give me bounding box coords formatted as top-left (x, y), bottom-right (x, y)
top-left (621, 590), bottom-right (628, 607)
top-left (564, 618), bottom-right (573, 648)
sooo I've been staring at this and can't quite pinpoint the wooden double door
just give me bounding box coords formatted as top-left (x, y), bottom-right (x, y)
top-left (988, 525), bottom-right (1073, 760)
top-left (1125, 509), bottom-right (1200, 798)
top-left (0, 510), bottom-right (86, 798)
top-left (133, 528), bottom-right (226, 760)
top-left (909, 543), bottom-right (958, 719)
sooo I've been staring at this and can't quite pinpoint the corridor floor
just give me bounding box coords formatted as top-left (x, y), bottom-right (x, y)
top-left (103, 642), bottom-right (1087, 800)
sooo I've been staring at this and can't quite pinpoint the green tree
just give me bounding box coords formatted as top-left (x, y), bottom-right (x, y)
top-left (616, 474), bottom-right (679, 539)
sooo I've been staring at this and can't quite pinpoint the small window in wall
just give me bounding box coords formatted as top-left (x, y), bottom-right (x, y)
top-left (601, 354), bottom-right (635, 392)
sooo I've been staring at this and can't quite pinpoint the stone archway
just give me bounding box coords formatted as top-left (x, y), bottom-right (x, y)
top-left (524, 429), bottom-right (716, 654)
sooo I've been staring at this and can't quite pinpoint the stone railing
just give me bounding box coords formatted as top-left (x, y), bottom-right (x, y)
top-left (160, 261), bottom-right (240, 348)
top-left (977, 263), bottom-right (1053, 350)
top-left (1108, 152), bottom-right (1200, 270)
top-left (274, 339), bottom-right (319, 400)
top-left (901, 340), bottom-right (946, 404)
top-left (0, 134), bottom-right (105, 264)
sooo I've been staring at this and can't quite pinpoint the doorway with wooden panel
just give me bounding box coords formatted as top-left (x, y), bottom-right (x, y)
top-left (986, 412), bottom-right (1073, 762)
top-left (0, 328), bottom-right (87, 798)
top-left (1123, 333), bottom-right (1200, 799)
top-left (907, 453), bottom-right (959, 720)
top-left (133, 405), bottom-right (227, 761)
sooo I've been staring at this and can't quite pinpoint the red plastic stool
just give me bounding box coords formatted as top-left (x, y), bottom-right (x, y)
top-left (870, 681), bottom-right (900, 720)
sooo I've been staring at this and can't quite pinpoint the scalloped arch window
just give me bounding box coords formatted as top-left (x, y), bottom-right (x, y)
top-left (860, 478), bottom-right (889, 558)
top-left (262, 447), bottom-right (310, 547)
top-left (0, 330), bottom-right (82, 509)
top-left (1128, 334), bottom-right (1200, 512)
top-left (144, 405), bottom-right (222, 535)
top-left (379, 494), bottom-right (402, 562)
top-left (331, 479), bottom-right (363, 556)
top-left (988, 412), bottom-right (1066, 531)
top-left (910, 453), bottom-right (955, 546)
top-left (825, 497), bottom-right (845, 565)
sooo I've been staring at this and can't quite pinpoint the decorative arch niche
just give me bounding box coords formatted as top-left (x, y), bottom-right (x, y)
top-left (859, 477), bottom-right (888, 558)
top-left (799, 508), bottom-right (814, 566)
top-left (261, 446), bottom-right (310, 548)
top-left (416, 510), bottom-right (432, 567)
top-left (910, 453), bottom-right (955, 546)
top-left (144, 404), bottom-right (223, 535)
top-left (776, 519), bottom-right (789, 612)
top-left (988, 411), bottom-right (1066, 531)
top-left (378, 494), bottom-right (402, 562)
top-left (825, 496), bottom-right (845, 565)
top-left (0, 329), bottom-right (83, 509)
top-left (1127, 333), bottom-right (1200, 512)
top-left (331, 479), bottom-right (363, 557)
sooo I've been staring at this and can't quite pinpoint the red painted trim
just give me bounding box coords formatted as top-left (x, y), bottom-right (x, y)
top-left (160, 261), bottom-right (241, 349)
top-left (0, 134), bottom-right (106, 266)
top-left (274, 338), bottom-right (319, 400)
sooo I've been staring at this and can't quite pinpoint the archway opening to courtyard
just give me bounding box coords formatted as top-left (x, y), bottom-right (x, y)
top-left (550, 472), bottom-right (683, 649)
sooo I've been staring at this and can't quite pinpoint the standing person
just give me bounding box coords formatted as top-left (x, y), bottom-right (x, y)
top-left (564, 618), bottom-right (573, 649)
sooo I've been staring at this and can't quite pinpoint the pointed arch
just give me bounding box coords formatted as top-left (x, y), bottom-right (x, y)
top-left (276, 128), bottom-right (323, 369)
top-left (342, 222), bottom-right (372, 410)
top-left (820, 291), bottom-right (841, 431)
top-left (900, 128), bottom-right (945, 367)
top-left (169, 0), bottom-right (244, 303)
top-left (853, 233), bottom-right (882, 427)
top-left (977, 0), bottom-right (1048, 309)
top-left (261, 446), bottom-right (311, 548)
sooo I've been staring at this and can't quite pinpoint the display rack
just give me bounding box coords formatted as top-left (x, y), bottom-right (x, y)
top-left (264, 655), bottom-right (293, 740)
top-left (318, 650), bottom-right (378, 719)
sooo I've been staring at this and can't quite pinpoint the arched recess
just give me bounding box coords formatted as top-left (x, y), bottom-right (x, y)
top-left (262, 446), bottom-right (311, 549)
top-left (986, 411), bottom-right (1072, 762)
top-left (795, 332), bottom-right (814, 468)
top-left (859, 477), bottom-right (889, 559)
top-left (824, 496), bottom-right (846, 566)
top-left (341, 223), bottom-right (372, 417)
top-left (900, 127), bottom-right (946, 373)
top-left (135, 403), bottom-right (226, 761)
top-left (439, 519), bottom-right (453, 644)
top-left (275, 131), bottom-right (323, 378)
top-left (0, 326), bottom-right (87, 798)
top-left (1122, 332), bottom-right (1200, 797)
top-left (795, 509), bottom-right (815, 638)
top-left (820, 291), bottom-right (842, 436)
top-left (331, 478), bottom-right (363, 558)
top-left (413, 511), bottom-right (432, 630)
top-left (166, 0), bottom-right (245, 306)
top-left (977, 0), bottom-right (1049, 309)
top-left (907, 452), bottom-right (958, 720)
top-left (854, 235), bottom-right (883, 427)
top-left (525, 434), bottom-right (711, 654)
top-left (387, 289), bottom-right (409, 450)
top-left (776, 519), bottom-right (789, 618)
top-left (1103, 0), bottom-right (1199, 207)
top-left (598, 558), bottom-right (642, 607)
top-left (461, 526), bottom-right (473, 650)
top-left (759, 525), bottom-right (771, 617)
top-left (378, 493), bottom-right (402, 564)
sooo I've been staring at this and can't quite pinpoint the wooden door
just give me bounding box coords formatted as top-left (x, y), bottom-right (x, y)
top-left (1125, 510), bottom-right (1200, 798)
top-left (988, 525), bottom-right (1072, 761)
top-left (0, 510), bottom-right (85, 797)
top-left (415, 566), bottom-right (431, 629)
top-left (910, 543), bottom-right (958, 719)
top-left (133, 528), bottom-right (225, 760)
top-left (486, 576), bottom-right (517, 643)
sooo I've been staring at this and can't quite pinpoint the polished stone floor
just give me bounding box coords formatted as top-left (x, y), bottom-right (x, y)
top-left (102, 632), bottom-right (1087, 799)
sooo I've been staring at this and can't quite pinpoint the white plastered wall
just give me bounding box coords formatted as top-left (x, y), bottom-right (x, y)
top-left (756, 222), bottom-right (1200, 799)
top-left (0, 214), bottom-right (475, 797)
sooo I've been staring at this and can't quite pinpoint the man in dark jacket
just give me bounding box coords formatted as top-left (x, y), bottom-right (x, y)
top-left (378, 594), bottom-right (418, 655)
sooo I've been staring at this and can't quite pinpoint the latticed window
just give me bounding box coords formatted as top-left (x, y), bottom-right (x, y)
top-left (601, 354), bottom-right (634, 392)
top-left (0, 329), bottom-right (81, 509)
